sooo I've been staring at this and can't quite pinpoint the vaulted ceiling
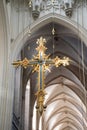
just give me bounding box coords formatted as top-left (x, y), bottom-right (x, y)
top-left (22, 22), bottom-right (87, 130)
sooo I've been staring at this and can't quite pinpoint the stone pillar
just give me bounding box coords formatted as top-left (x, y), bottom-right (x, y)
top-left (29, 80), bottom-right (33, 130)
top-left (0, 1), bottom-right (14, 130)
top-left (14, 66), bottom-right (21, 117)
top-left (36, 111), bottom-right (39, 130)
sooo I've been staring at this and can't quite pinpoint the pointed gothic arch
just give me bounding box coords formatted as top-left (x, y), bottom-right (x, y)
top-left (10, 13), bottom-right (87, 130)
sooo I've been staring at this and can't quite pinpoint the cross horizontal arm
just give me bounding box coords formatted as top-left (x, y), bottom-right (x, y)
top-left (44, 56), bottom-right (70, 67)
top-left (12, 57), bottom-right (40, 69)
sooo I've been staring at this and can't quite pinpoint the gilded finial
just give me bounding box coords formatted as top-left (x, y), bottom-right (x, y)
top-left (52, 28), bottom-right (55, 35)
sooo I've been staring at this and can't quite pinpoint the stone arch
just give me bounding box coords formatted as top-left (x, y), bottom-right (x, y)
top-left (10, 13), bottom-right (87, 130)
top-left (11, 13), bottom-right (87, 61)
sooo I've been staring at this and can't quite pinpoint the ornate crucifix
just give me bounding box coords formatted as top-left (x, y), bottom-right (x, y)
top-left (12, 37), bottom-right (70, 115)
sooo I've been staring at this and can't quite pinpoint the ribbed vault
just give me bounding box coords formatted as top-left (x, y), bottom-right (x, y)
top-left (21, 22), bottom-right (87, 130)
top-left (42, 78), bottom-right (87, 130)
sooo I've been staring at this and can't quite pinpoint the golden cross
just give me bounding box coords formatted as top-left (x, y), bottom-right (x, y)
top-left (12, 37), bottom-right (70, 115)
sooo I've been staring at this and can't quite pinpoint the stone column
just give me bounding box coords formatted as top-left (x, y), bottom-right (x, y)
top-left (0, 1), bottom-right (14, 130)
top-left (36, 111), bottom-right (39, 130)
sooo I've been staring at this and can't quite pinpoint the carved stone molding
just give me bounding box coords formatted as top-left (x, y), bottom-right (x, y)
top-left (74, 0), bottom-right (87, 7)
top-left (29, 0), bottom-right (74, 18)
